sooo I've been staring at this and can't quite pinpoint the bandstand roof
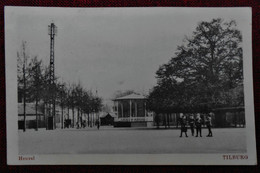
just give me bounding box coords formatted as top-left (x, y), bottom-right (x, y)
top-left (114, 93), bottom-right (146, 100)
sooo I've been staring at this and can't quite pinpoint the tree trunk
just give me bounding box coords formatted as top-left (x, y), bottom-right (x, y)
top-left (167, 113), bottom-right (170, 128)
top-left (35, 98), bottom-right (38, 131)
top-left (61, 105), bottom-right (64, 129)
top-left (46, 103), bottom-right (50, 130)
top-left (88, 113), bottom-right (90, 127)
top-left (155, 113), bottom-right (160, 129)
top-left (80, 109), bottom-right (83, 128)
top-left (22, 42), bottom-right (27, 132)
top-left (23, 68), bottom-right (26, 132)
top-left (77, 107), bottom-right (80, 128)
top-left (164, 114), bottom-right (167, 129)
top-left (72, 106), bottom-right (75, 128)
top-left (43, 102), bottom-right (47, 130)
top-left (67, 106), bottom-right (70, 128)
top-left (67, 106), bottom-right (69, 119)
top-left (234, 112), bottom-right (237, 128)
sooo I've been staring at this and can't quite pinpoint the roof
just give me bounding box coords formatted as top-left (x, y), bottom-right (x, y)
top-left (213, 106), bottom-right (244, 112)
top-left (18, 103), bottom-right (43, 115)
top-left (99, 112), bottom-right (108, 118)
top-left (99, 112), bottom-right (116, 118)
top-left (100, 114), bottom-right (115, 119)
top-left (114, 93), bottom-right (146, 100)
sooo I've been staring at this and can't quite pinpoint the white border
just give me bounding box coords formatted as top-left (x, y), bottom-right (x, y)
top-left (5, 6), bottom-right (257, 165)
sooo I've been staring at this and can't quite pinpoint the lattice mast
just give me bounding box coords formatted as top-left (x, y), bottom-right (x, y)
top-left (48, 22), bottom-right (57, 130)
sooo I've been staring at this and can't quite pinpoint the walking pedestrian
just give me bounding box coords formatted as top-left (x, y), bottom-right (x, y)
top-left (205, 113), bottom-right (213, 137)
top-left (96, 120), bottom-right (100, 130)
top-left (179, 114), bottom-right (188, 137)
top-left (195, 113), bottom-right (202, 137)
top-left (189, 114), bottom-right (195, 136)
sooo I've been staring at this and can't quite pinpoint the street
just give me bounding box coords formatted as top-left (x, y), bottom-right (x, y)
top-left (19, 127), bottom-right (246, 154)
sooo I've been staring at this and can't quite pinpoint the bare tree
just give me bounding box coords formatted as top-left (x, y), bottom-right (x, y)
top-left (27, 56), bottom-right (44, 130)
top-left (17, 41), bottom-right (30, 132)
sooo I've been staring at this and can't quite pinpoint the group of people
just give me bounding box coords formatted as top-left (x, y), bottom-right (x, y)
top-left (179, 113), bottom-right (213, 138)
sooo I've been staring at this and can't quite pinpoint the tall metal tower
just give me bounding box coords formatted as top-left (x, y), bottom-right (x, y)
top-left (48, 22), bottom-right (57, 130)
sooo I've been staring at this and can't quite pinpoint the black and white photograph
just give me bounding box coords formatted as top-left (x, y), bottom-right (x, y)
top-left (5, 7), bottom-right (256, 165)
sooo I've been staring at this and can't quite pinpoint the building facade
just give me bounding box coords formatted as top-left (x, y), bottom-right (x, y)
top-left (18, 103), bottom-right (45, 129)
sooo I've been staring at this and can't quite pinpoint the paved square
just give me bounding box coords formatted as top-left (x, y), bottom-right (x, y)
top-left (19, 127), bottom-right (246, 154)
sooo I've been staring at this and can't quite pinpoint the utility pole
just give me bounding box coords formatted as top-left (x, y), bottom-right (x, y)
top-left (48, 22), bottom-right (57, 130)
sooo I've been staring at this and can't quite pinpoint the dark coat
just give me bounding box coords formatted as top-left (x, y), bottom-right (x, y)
top-left (180, 116), bottom-right (187, 132)
top-left (195, 117), bottom-right (202, 128)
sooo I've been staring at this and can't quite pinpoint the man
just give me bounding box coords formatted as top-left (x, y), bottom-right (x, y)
top-left (205, 113), bottom-right (213, 137)
top-left (195, 114), bottom-right (202, 137)
top-left (179, 114), bottom-right (188, 137)
top-left (189, 114), bottom-right (195, 136)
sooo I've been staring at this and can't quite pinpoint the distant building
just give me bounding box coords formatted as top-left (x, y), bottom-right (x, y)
top-left (18, 103), bottom-right (45, 129)
top-left (113, 93), bottom-right (153, 127)
top-left (213, 107), bottom-right (245, 127)
top-left (99, 112), bottom-right (115, 126)
top-left (18, 103), bottom-right (63, 129)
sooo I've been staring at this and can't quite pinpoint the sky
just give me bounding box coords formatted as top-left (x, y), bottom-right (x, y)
top-left (6, 7), bottom-right (251, 104)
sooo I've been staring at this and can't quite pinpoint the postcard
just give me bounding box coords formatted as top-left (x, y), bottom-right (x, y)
top-left (5, 6), bottom-right (256, 165)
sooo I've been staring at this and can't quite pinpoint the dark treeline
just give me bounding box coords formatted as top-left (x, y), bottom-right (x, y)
top-left (147, 18), bottom-right (244, 126)
top-left (17, 41), bottom-right (103, 131)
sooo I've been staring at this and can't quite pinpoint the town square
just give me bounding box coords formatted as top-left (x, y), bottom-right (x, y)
top-left (5, 7), bottom-right (256, 165)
